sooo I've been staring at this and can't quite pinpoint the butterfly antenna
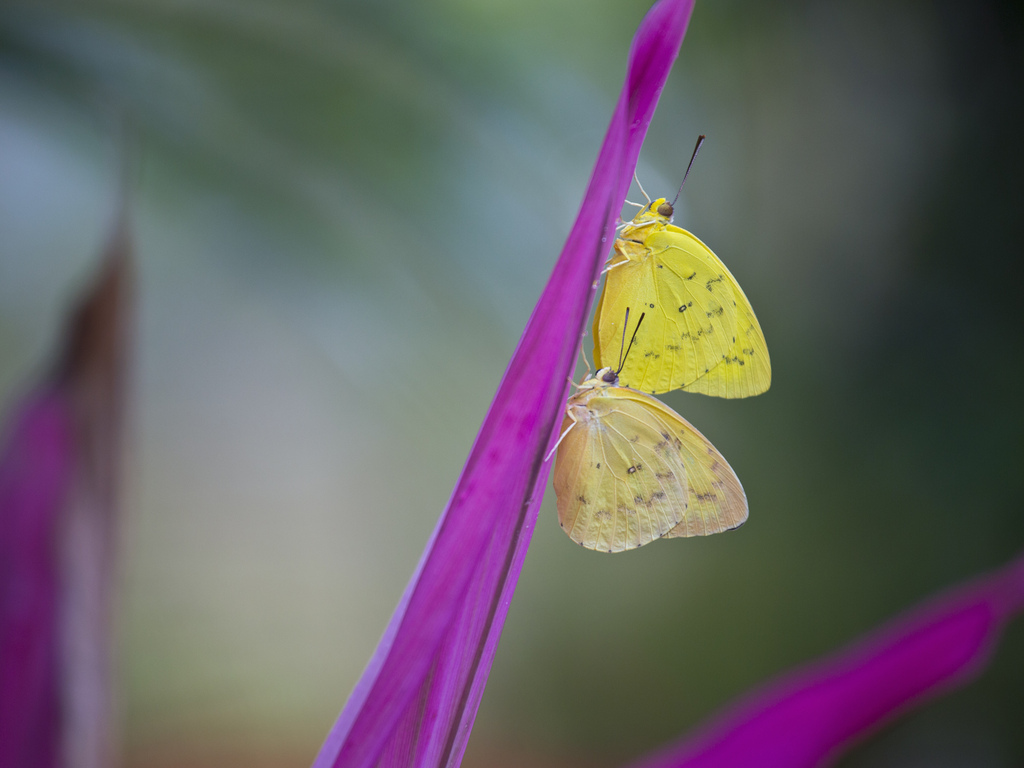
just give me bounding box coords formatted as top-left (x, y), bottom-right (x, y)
top-left (633, 173), bottom-right (652, 204)
top-left (617, 307), bottom-right (631, 371)
top-left (617, 311), bottom-right (646, 374)
top-left (671, 134), bottom-right (706, 209)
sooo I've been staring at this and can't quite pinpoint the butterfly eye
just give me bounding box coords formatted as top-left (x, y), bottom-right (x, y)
top-left (657, 202), bottom-right (673, 217)
top-left (601, 369), bottom-right (618, 383)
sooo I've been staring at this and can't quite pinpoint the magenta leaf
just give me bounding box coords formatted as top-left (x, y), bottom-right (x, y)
top-left (0, 394), bottom-right (74, 768)
top-left (0, 220), bottom-right (131, 768)
top-left (628, 551), bottom-right (1024, 768)
top-left (313, 3), bottom-right (695, 767)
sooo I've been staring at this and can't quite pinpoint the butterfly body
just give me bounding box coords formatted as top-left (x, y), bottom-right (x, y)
top-left (553, 367), bottom-right (747, 553)
top-left (593, 199), bottom-right (771, 398)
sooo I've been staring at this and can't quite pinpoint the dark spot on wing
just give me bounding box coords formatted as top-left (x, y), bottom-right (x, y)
top-left (706, 275), bottom-right (725, 292)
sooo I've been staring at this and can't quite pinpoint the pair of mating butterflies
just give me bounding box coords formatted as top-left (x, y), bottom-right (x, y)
top-left (551, 192), bottom-right (771, 553)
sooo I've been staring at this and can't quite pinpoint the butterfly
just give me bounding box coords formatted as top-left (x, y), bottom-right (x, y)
top-left (592, 140), bottom-right (770, 398)
top-left (552, 362), bottom-right (747, 553)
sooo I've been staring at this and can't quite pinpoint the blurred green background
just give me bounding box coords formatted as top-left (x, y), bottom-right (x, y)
top-left (1, 0), bottom-right (1023, 766)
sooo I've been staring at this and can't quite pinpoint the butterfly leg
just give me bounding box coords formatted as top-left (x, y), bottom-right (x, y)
top-left (578, 343), bottom-right (592, 380)
top-left (600, 259), bottom-right (629, 275)
top-left (544, 410), bottom-right (578, 463)
top-left (633, 172), bottom-right (652, 204)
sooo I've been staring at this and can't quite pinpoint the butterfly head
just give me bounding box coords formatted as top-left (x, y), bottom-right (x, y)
top-left (579, 367), bottom-right (620, 390)
top-left (627, 197), bottom-right (674, 229)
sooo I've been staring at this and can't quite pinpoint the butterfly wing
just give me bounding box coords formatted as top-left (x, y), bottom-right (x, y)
top-left (639, 395), bottom-right (749, 537)
top-left (553, 385), bottom-right (748, 551)
top-left (651, 228), bottom-right (771, 399)
top-left (593, 225), bottom-right (770, 398)
top-left (553, 386), bottom-right (690, 552)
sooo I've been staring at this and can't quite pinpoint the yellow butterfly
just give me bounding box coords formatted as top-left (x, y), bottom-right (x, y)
top-left (592, 143), bottom-right (770, 397)
top-left (552, 363), bottom-right (747, 553)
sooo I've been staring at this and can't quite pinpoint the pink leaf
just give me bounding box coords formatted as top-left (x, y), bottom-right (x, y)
top-left (628, 552), bottom-right (1024, 768)
top-left (313, 3), bottom-right (695, 767)
top-left (0, 216), bottom-right (132, 768)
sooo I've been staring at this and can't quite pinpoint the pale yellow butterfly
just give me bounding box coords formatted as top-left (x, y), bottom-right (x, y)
top-left (593, 139), bottom-right (770, 397)
top-left (552, 340), bottom-right (747, 553)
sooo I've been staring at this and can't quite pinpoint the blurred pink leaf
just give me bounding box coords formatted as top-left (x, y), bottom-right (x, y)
top-left (313, 2), bottom-right (695, 767)
top-left (0, 217), bottom-right (132, 768)
top-left (0, 393), bottom-right (73, 768)
top-left (629, 552), bottom-right (1024, 768)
